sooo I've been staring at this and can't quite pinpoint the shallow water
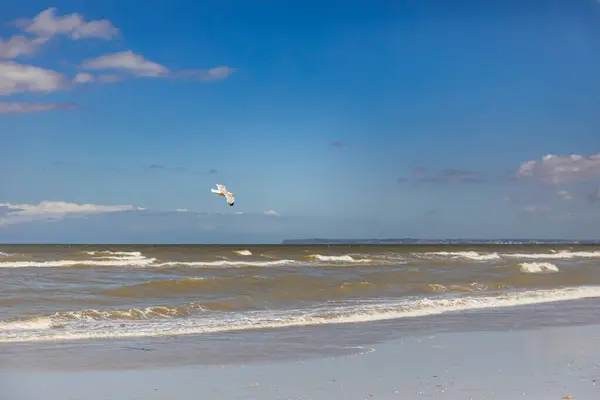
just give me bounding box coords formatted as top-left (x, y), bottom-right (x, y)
top-left (1, 244), bottom-right (600, 343)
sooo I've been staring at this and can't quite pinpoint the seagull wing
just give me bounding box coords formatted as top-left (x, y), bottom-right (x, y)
top-left (224, 192), bottom-right (235, 206)
top-left (216, 184), bottom-right (227, 192)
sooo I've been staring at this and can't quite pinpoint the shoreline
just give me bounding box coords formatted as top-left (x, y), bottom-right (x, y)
top-left (3, 323), bottom-right (599, 399)
top-left (3, 297), bottom-right (600, 373)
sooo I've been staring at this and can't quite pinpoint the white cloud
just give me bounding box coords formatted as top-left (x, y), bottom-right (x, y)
top-left (556, 190), bottom-right (572, 200)
top-left (176, 66), bottom-right (236, 81)
top-left (80, 51), bottom-right (168, 77)
top-left (0, 201), bottom-right (137, 226)
top-left (73, 72), bottom-right (123, 84)
top-left (516, 154), bottom-right (600, 185)
top-left (0, 35), bottom-right (48, 59)
top-left (17, 8), bottom-right (120, 40)
top-left (199, 66), bottom-right (236, 81)
top-left (0, 61), bottom-right (67, 95)
top-left (263, 210), bottom-right (280, 217)
top-left (81, 51), bottom-right (236, 81)
top-left (0, 102), bottom-right (74, 114)
top-left (73, 72), bottom-right (94, 84)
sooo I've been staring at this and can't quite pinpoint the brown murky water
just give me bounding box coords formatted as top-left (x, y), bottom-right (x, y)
top-left (1, 244), bottom-right (600, 343)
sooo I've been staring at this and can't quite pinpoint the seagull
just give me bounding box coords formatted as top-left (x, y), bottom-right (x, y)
top-left (211, 184), bottom-right (235, 206)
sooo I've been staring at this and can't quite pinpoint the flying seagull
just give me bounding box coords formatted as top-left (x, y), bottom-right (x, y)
top-left (211, 184), bottom-right (235, 206)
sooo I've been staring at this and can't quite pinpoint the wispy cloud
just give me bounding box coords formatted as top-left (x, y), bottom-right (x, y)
top-left (1, 8), bottom-right (119, 62)
top-left (73, 72), bottom-right (122, 85)
top-left (80, 51), bottom-right (168, 78)
top-left (0, 102), bottom-right (75, 114)
top-left (516, 153), bottom-right (600, 185)
top-left (0, 61), bottom-right (67, 95)
top-left (263, 210), bottom-right (280, 217)
top-left (15, 8), bottom-right (120, 41)
top-left (0, 36), bottom-right (48, 59)
top-left (80, 51), bottom-right (236, 81)
top-left (0, 8), bottom-right (234, 115)
top-left (0, 201), bottom-right (137, 226)
top-left (185, 66), bottom-right (236, 82)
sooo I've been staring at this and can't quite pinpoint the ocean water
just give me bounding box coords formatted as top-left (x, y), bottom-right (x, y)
top-left (2, 244), bottom-right (600, 346)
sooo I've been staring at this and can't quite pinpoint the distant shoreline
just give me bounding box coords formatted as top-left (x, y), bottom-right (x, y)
top-left (280, 238), bottom-right (600, 245)
top-left (1, 239), bottom-right (599, 246)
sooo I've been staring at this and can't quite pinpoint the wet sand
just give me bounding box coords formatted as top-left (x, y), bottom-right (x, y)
top-left (3, 323), bottom-right (599, 400)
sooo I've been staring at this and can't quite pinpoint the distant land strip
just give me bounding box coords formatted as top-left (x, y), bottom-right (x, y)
top-left (281, 238), bottom-right (600, 245)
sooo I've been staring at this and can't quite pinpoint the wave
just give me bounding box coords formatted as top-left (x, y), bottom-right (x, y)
top-left (0, 317), bottom-right (54, 331)
top-left (2, 248), bottom-right (600, 269)
top-left (2, 285), bottom-right (600, 343)
top-left (306, 254), bottom-right (372, 263)
top-left (0, 257), bottom-right (156, 268)
top-left (154, 259), bottom-right (299, 268)
top-left (519, 262), bottom-right (559, 274)
top-left (420, 250), bottom-right (600, 262)
top-left (506, 251), bottom-right (600, 260)
top-left (82, 251), bottom-right (143, 257)
top-left (422, 251), bottom-right (502, 261)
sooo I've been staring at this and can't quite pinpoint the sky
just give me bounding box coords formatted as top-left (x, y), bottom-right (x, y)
top-left (1, 0), bottom-right (600, 243)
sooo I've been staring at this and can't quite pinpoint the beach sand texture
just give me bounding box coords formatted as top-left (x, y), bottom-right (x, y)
top-left (3, 324), bottom-right (599, 399)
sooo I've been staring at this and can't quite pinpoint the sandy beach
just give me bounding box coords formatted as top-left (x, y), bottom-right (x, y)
top-left (3, 322), bottom-right (599, 400)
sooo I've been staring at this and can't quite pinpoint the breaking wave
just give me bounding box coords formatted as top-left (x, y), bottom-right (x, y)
top-left (1, 248), bottom-right (600, 269)
top-left (423, 251), bottom-right (502, 261)
top-left (519, 262), bottom-right (560, 274)
top-left (2, 285), bottom-right (600, 343)
top-left (306, 254), bottom-right (372, 263)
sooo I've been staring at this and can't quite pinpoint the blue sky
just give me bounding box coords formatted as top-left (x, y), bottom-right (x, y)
top-left (1, 0), bottom-right (600, 243)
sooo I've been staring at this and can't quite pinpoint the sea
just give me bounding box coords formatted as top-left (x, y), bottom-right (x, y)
top-left (2, 243), bottom-right (600, 370)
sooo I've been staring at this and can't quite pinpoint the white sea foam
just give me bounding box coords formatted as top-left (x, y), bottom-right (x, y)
top-left (2, 285), bottom-right (599, 343)
top-left (423, 251), bottom-right (502, 261)
top-left (421, 250), bottom-right (600, 262)
top-left (83, 251), bottom-right (144, 257)
top-left (154, 259), bottom-right (299, 268)
top-left (0, 317), bottom-right (54, 332)
top-left (0, 251), bottom-right (156, 268)
top-left (308, 254), bottom-right (372, 263)
top-left (506, 251), bottom-right (600, 260)
top-left (3, 248), bottom-right (598, 269)
top-left (519, 262), bottom-right (560, 273)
